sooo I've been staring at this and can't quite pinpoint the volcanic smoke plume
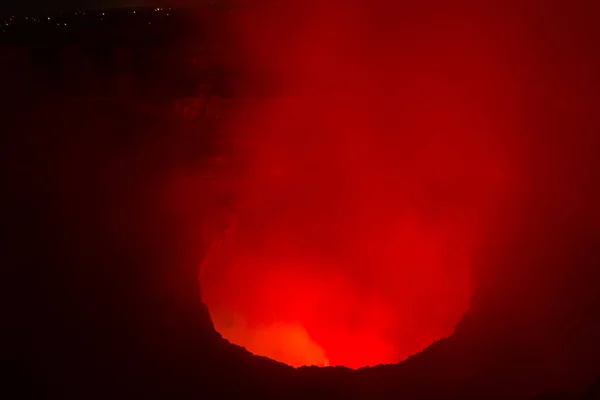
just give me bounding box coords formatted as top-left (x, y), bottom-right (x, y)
top-left (197, 1), bottom-right (525, 368)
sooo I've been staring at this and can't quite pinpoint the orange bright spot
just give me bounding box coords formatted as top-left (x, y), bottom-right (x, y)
top-left (216, 317), bottom-right (329, 368)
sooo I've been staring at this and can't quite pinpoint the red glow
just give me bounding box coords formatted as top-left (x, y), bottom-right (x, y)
top-left (175, 2), bottom-right (525, 369)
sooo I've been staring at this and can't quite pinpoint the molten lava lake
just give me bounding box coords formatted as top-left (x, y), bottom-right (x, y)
top-left (201, 234), bottom-right (473, 369)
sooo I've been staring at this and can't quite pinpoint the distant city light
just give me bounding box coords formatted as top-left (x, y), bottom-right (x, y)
top-left (0, 6), bottom-right (181, 33)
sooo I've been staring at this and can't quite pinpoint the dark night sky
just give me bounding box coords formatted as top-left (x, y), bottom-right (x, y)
top-left (0, 0), bottom-right (216, 15)
top-left (0, 0), bottom-right (221, 15)
top-left (1, 1), bottom-right (144, 14)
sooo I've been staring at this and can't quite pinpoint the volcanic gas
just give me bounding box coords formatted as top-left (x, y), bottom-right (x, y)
top-left (192, 1), bottom-right (522, 369)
